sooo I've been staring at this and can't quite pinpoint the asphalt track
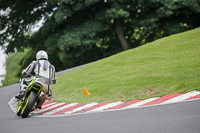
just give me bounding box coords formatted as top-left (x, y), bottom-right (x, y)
top-left (1, 67), bottom-right (200, 133)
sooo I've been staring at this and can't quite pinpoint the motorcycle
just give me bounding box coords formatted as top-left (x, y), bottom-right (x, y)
top-left (16, 77), bottom-right (46, 118)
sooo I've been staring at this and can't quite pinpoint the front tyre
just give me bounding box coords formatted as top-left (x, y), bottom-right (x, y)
top-left (21, 91), bottom-right (37, 118)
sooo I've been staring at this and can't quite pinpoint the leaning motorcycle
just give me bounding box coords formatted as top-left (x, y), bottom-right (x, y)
top-left (16, 77), bottom-right (45, 118)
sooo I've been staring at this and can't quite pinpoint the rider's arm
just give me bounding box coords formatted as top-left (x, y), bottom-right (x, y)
top-left (52, 65), bottom-right (56, 84)
top-left (22, 61), bottom-right (37, 76)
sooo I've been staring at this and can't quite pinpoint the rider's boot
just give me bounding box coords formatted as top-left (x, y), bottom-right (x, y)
top-left (37, 92), bottom-right (47, 109)
top-left (15, 85), bottom-right (27, 99)
top-left (15, 91), bottom-right (25, 99)
top-left (37, 97), bottom-right (47, 109)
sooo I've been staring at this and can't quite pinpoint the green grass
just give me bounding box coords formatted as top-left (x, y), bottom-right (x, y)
top-left (53, 27), bottom-right (200, 103)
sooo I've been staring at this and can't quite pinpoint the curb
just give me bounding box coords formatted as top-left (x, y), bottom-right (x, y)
top-left (9, 90), bottom-right (200, 117)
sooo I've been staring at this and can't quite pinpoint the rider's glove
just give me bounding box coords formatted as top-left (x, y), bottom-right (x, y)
top-left (21, 70), bottom-right (27, 76)
top-left (53, 79), bottom-right (56, 84)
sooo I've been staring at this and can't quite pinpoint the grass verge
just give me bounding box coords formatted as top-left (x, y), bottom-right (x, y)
top-left (53, 28), bottom-right (200, 103)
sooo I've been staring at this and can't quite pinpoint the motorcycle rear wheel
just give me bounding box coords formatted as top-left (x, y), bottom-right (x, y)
top-left (21, 91), bottom-right (37, 118)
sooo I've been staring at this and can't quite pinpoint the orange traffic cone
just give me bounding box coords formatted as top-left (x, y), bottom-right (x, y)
top-left (84, 88), bottom-right (90, 96)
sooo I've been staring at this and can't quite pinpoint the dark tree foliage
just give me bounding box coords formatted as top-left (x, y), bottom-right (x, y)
top-left (1, 0), bottom-right (200, 73)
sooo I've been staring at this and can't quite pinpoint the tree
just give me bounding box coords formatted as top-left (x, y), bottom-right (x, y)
top-left (0, 0), bottom-right (53, 52)
top-left (1, 0), bottom-right (200, 73)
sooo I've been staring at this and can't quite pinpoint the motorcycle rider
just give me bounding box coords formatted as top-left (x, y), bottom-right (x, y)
top-left (15, 50), bottom-right (56, 108)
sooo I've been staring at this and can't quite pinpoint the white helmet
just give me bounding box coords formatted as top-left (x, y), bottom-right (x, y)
top-left (36, 50), bottom-right (48, 60)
